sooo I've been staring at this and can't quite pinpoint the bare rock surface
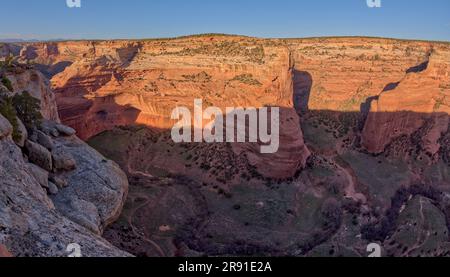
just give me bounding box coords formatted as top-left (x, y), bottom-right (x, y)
top-left (0, 64), bottom-right (130, 257)
top-left (0, 114), bottom-right (12, 139)
top-left (0, 137), bottom-right (130, 257)
top-left (25, 140), bottom-right (52, 171)
top-left (50, 135), bottom-right (129, 234)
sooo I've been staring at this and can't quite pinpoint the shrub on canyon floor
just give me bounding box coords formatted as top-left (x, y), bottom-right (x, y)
top-left (320, 198), bottom-right (343, 230)
top-left (12, 91), bottom-right (43, 129)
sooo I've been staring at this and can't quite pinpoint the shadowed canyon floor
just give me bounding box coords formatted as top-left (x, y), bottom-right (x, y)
top-left (3, 35), bottom-right (450, 257)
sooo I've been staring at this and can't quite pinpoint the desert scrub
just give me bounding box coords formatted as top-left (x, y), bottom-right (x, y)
top-left (372, 54), bottom-right (382, 61)
top-left (1, 76), bottom-right (13, 92)
top-left (0, 96), bottom-right (21, 142)
top-left (163, 41), bottom-right (265, 63)
top-left (230, 74), bottom-right (262, 86)
top-left (12, 91), bottom-right (43, 129)
top-left (182, 71), bottom-right (212, 83)
top-left (434, 97), bottom-right (445, 111)
top-left (355, 54), bottom-right (367, 61)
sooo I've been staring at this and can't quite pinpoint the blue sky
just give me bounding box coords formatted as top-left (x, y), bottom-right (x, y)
top-left (0, 0), bottom-right (449, 41)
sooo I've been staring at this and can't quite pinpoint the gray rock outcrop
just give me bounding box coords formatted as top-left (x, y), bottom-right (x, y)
top-left (0, 64), bottom-right (130, 257)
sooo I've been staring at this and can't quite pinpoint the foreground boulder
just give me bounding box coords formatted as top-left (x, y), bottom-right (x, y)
top-left (50, 136), bottom-right (128, 234)
top-left (0, 115), bottom-right (12, 139)
top-left (34, 130), bottom-right (54, 150)
top-left (27, 162), bottom-right (49, 189)
top-left (55, 124), bottom-right (76, 136)
top-left (0, 137), bottom-right (130, 257)
top-left (15, 117), bottom-right (27, 147)
top-left (25, 140), bottom-right (53, 171)
top-left (52, 148), bottom-right (76, 171)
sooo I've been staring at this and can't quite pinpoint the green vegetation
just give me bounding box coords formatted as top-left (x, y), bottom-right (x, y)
top-left (387, 196), bottom-right (449, 257)
top-left (1, 76), bottom-right (13, 92)
top-left (0, 96), bottom-right (21, 143)
top-left (230, 74), bottom-right (262, 86)
top-left (88, 128), bottom-right (136, 166)
top-left (433, 96), bottom-right (446, 111)
top-left (422, 162), bottom-right (450, 185)
top-left (182, 71), bottom-right (212, 83)
top-left (1, 54), bottom-right (15, 68)
top-left (340, 151), bottom-right (410, 208)
top-left (301, 118), bottom-right (336, 152)
top-left (12, 91), bottom-right (42, 129)
top-left (160, 41), bottom-right (265, 64)
top-left (0, 91), bottom-right (43, 143)
top-left (355, 54), bottom-right (367, 61)
top-left (372, 54), bottom-right (381, 61)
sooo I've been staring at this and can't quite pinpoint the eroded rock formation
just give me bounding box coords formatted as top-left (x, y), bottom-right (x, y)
top-left (11, 36), bottom-right (311, 179)
top-left (0, 63), bottom-right (130, 257)
top-left (362, 50), bottom-right (450, 155)
top-left (8, 37), bottom-right (450, 167)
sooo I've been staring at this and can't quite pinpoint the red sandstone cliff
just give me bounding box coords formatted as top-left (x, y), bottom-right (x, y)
top-left (12, 36), bottom-right (311, 179)
top-left (362, 49), bottom-right (450, 155)
top-left (5, 36), bottom-right (450, 178)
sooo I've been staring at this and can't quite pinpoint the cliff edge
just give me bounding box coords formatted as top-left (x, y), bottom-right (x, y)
top-left (0, 61), bottom-right (130, 256)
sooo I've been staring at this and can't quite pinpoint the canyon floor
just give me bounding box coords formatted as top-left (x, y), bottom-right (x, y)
top-left (3, 35), bottom-right (450, 257)
top-left (91, 110), bottom-right (450, 257)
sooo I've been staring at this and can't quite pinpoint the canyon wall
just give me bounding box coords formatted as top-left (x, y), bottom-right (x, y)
top-left (11, 36), bottom-right (311, 179)
top-left (362, 49), bottom-right (450, 155)
top-left (288, 37), bottom-right (450, 156)
top-left (3, 36), bottom-right (449, 257)
top-left (4, 36), bottom-right (450, 177)
top-left (288, 38), bottom-right (436, 112)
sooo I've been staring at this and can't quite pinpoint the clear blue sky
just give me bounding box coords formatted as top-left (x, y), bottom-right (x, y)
top-left (0, 0), bottom-right (449, 41)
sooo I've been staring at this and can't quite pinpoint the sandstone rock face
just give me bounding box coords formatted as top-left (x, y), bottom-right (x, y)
top-left (25, 140), bottom-right (53, 171)
top-left (13, 36), bottom-right (311, 178)
top-left (232, 108), bottom-right (310, 179)
top-left (0, 114), bottom-right (12, 139)
top-left (27, 162), bottom-right (49, 189)
top-left (50, 135), bottom-right (128, 234)
top-left (4, 36), bottom-right (449, 176)
top-left (15, 117), bottom-right (27, 147)
top-left (8, 37), bottom-right (448, 257)
top-left (288, 38), bottom-right (439, 112)
top-left (4, 68), bottom-right (60, 122)
top-left (362, 50), bottom-right (450, 154)
top-left (286, 37), bottom-right (450, 157)
top-left (55, 124), bottom-right (76, 136)
top-left (52, 148), bottom-right (76, 171)
top-left (0, 137), bottom-right (130, 257)
top-left (34, 129), bottom-right (54, 150)
top-left (0, 65), bottom-right (130, 256)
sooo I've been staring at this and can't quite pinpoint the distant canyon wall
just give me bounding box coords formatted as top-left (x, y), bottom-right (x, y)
top-left (4, 36), bottom-right (450, 175)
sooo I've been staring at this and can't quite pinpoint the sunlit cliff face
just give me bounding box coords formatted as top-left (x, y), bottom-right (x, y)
top-left (3, 36), bottom-right (449, 257)
top-left (6, 36), bottom-right (450, 177)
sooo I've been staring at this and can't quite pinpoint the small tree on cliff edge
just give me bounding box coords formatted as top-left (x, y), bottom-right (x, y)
top-left (12, 91), bottom-right (43, 129)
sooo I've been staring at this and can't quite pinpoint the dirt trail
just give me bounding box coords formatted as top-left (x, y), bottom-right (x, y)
top-left (404, 197), bottom-right (431, 257)
top-left (333, 155), bottom-right (367, 204)
top-left (127, 195), bottom-right (166, 257)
